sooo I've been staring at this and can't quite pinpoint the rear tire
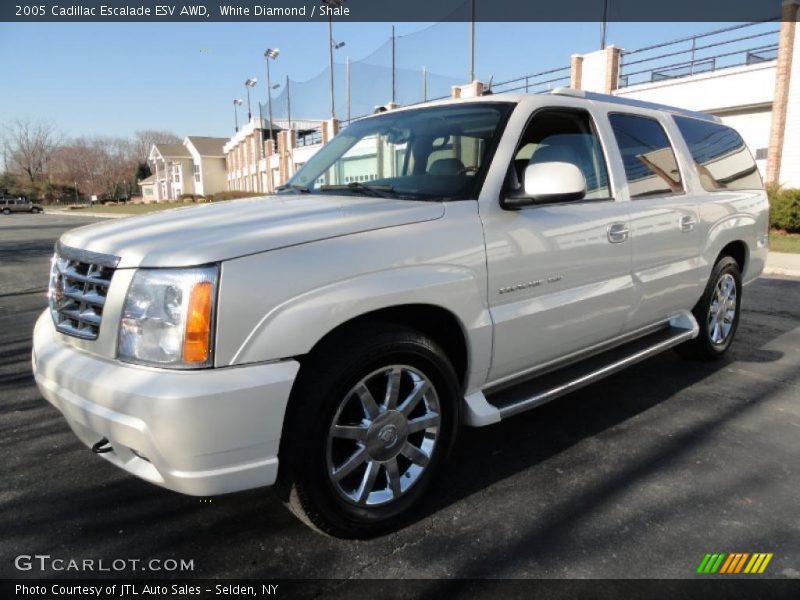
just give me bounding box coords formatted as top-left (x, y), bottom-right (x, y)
top-left (677, 256), bottom-right (742, 361)
top-left (277, 323), bottom-right (460, 538)
top-left (1, 208), bottom-right (10, 215)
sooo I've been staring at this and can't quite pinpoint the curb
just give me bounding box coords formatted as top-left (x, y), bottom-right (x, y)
top-left (45, 211), bottom-right (128, 219)
top-left (763, 267), bottom-right (800, 278)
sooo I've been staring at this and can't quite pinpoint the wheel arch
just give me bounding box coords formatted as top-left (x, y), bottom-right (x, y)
top-left (301, 303), bottom-right (471, 393)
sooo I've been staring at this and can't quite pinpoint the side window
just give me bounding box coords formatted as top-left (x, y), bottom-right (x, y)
top-left (608, 113), bottom-right (683, 198)
top-left (673, 116), bottom-right (762, 191)
top-left (512, 109), bottom-right (611, 199)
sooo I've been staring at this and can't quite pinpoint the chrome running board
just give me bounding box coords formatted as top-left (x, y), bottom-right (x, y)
top-left (464, 311), bottom-right (698, 425)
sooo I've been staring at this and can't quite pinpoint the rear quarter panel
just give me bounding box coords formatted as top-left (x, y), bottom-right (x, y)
top-left (697, 189), bottom-right (769, 286)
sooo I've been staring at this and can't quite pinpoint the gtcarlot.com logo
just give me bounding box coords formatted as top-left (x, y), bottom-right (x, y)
top-left (697, 552), bottom-right (773, 574)
top-left (14, 554), bottom-right (195, 573)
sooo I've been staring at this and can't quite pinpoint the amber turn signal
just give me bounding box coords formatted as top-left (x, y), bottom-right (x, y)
top-left (183, 281), bottom-right (213, 363)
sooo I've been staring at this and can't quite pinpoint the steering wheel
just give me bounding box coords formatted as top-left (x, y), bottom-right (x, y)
top-left (457, 166), bottom-right (479, 175)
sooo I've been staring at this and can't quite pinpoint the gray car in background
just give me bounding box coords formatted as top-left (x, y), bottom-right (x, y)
top-left (1, 197), bottom-right (43, 215)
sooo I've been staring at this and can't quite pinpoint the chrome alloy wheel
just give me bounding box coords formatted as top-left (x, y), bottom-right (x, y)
top-left (708, 272), bottom-right (737, 345)
top-left (326, 365), bottom-right (441, 507)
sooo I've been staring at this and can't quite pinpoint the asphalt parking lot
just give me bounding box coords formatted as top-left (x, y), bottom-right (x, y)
top-left (1, 213), bottom-right (799, 583)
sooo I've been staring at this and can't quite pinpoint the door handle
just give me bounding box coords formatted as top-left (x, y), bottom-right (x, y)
top-left (607, 222), bottom-right (630, 244)
top-left (680, 215), bottom-right (697, 232)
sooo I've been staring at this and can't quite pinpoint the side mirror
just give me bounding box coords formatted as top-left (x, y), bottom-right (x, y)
top-left (503, 161), bottom-right (587, 209)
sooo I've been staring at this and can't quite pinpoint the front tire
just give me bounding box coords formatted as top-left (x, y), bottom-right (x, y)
top-left (278, 324), bottom-right (460, 538)
top-left (677, 256), bottom-right (742, 360)
top-left (1, 208), bottom-right (10, 215)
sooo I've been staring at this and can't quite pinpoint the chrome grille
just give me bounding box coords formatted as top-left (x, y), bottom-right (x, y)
top-left (49, 243), bottom-right (119, 340)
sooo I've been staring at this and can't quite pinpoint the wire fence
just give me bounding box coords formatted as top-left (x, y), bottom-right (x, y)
top-left (258, 18), bottom-right (781, 132)
top-left (262, 10), bottom-right (478, 126)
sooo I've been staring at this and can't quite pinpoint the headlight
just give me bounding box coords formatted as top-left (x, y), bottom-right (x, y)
top-left (118, 266), bottom-right (218, 369)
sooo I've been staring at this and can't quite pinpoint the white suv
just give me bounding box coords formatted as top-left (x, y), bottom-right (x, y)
top-left (32, 89), bottom-right (769, 537)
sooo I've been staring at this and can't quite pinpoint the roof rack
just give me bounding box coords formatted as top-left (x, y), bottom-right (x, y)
top-left (550, 87), bottom-right (722, 123)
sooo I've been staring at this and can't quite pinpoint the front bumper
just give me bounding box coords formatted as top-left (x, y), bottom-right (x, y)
top-left (32, 311), bottom-right (299, 496)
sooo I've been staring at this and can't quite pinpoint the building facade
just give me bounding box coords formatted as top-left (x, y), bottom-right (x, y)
top-left (148, 136), bottom-right (229, 202)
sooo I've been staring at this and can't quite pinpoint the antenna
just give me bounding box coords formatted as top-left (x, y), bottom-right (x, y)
top-left (482, 75), bottom-right (494, 95)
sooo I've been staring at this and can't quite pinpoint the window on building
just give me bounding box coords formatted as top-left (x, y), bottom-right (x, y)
top-left (673, 116), bottom-right (762, 191)
top-left (608, 113), bottom-right (683, 198)
top-left (511, 108), bottom-right (611, 199)
top-left (193, 164), bottom-right (201, 183)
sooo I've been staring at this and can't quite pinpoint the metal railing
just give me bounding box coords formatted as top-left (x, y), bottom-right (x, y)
top-left (618, 20), bottom-right (780, 88)
top-left (492, 65), bottom-right (571, 95)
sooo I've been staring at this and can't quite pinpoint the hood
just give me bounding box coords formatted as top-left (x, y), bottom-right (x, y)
top-left (60, 195), bottom-right (445, 268)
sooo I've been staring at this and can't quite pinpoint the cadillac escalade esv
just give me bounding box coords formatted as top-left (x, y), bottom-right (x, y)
top-left (33, 89), bottom-right (769, 537)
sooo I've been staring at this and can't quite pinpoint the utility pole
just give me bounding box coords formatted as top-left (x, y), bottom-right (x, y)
top-left (601, 0), bottom-right (609, 49)
top-left (422, 66), bottom-right (427, 101)
top-left (470, 0), bottom-right (476, 81)
top-left (286, 75), bottom-right (292, 130)
top-left (391, 26), bottom-right (396, 104)
top-left (328, 16), bottom-right (336, 118)
top-left (346, 56), bottom-right (351, 123)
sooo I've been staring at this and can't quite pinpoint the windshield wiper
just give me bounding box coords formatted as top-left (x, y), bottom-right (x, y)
top-left (276, 183), bottom-right (310, 194)
top-left (318, 182), bottom-right (398, 198)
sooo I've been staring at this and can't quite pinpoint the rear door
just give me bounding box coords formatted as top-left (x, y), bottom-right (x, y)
top-left (604, 112), bottom-right (701, 330)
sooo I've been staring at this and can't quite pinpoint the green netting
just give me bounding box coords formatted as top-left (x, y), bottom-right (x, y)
top-left (262, 7), bottom-right (484, 124)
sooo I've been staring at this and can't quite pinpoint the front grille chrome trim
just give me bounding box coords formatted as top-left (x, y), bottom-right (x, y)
top-left (49, 244), bottom-right (119, 341)
top-left (55, 241), bottom-right (120, 269)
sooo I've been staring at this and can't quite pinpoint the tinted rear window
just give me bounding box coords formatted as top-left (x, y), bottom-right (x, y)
top-left (673, 116), bottom-right (762, 192)
top-left (608, 113), bottom-right (683, 198)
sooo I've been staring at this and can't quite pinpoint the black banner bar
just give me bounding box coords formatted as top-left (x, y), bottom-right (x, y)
top-left (0, 0), bottom-right (783, 23)
top-left (4, 579), bottom-right (800, 599)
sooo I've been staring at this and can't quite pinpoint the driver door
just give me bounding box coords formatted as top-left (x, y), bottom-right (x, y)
top-left (482, 107), bottom-right (633, 383)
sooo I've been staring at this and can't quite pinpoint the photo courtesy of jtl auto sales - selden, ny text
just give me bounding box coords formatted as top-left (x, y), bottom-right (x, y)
top-left (2, 0), bottom-right (800, 598)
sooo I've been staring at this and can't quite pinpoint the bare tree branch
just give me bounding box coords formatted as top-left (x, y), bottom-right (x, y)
top-left (2, 118), bottom-right (62, 184)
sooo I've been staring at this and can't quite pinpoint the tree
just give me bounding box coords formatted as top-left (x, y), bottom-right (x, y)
top-left (51, 136), bottom-right (138, 199)
top-left (135, 161), bottom-right (152, 181)
top-left (133, 129), bottom-right (180, 165)
top-left (2, 118), bottom-right (61, 184)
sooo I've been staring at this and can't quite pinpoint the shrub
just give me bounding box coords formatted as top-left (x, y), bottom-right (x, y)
top-left (203, 194), bottom-right (214, 203)
top-left (210, 191), bottom-right (263, 202)
top-left (769, 186), bottom-right (800, 233)
top-left (178, 193), bottom-right (196, 203)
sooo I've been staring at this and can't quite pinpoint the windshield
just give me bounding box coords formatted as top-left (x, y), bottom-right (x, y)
top-left (285, 102), bottom-right (514, 200)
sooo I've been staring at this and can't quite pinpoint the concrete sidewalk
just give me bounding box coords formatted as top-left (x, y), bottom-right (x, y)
top-left (765, 252), bottom-right (800, 277)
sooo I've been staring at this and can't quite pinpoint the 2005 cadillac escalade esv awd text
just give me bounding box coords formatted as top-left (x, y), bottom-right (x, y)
top-left (33, 89), bottom-right (769, 537)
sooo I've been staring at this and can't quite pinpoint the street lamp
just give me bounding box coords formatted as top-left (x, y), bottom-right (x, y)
top-left (322, 0), bottom-right (346, 119)
top-left (244, 78), bottom-right (257, 121)
top-left (264, 48), bottom-right (280, 153)
top-left (232, 98), bottom-right (243, 132)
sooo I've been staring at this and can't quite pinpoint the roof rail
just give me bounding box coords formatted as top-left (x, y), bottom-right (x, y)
top-left (550, 87), bottom-right (722, 123)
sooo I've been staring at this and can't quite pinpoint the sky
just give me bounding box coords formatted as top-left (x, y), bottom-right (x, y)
top-left (0, 21), bottom-right (750, 141)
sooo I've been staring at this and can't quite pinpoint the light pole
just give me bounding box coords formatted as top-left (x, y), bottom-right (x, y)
top-left (264, 48), bottom-right (280, 152)
top-left (469, 0), bottom-right (476, 81)
top-left (232, 98), bottom-right (243, 132)
top-left (286, 75), bottom-right (292, 130)
top-left (600, 0), bottom-right (609, 49)
top-left (244, 78), bottom-right (257, 121)
top-left (322, 0), bottom-right (346, 119)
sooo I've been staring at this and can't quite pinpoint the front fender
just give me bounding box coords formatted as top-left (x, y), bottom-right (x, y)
top-left (214, 202), bottom-right (491, 391)
top-left (228, 265), bottom-right (491, 378)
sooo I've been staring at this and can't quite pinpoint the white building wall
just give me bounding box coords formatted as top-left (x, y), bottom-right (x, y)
top-left (581, 48), bottom-right (609, 93)
top-left (200, 157), bottom-right (227, 196)
top-left (780, 14), bottom-right (800, 187)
